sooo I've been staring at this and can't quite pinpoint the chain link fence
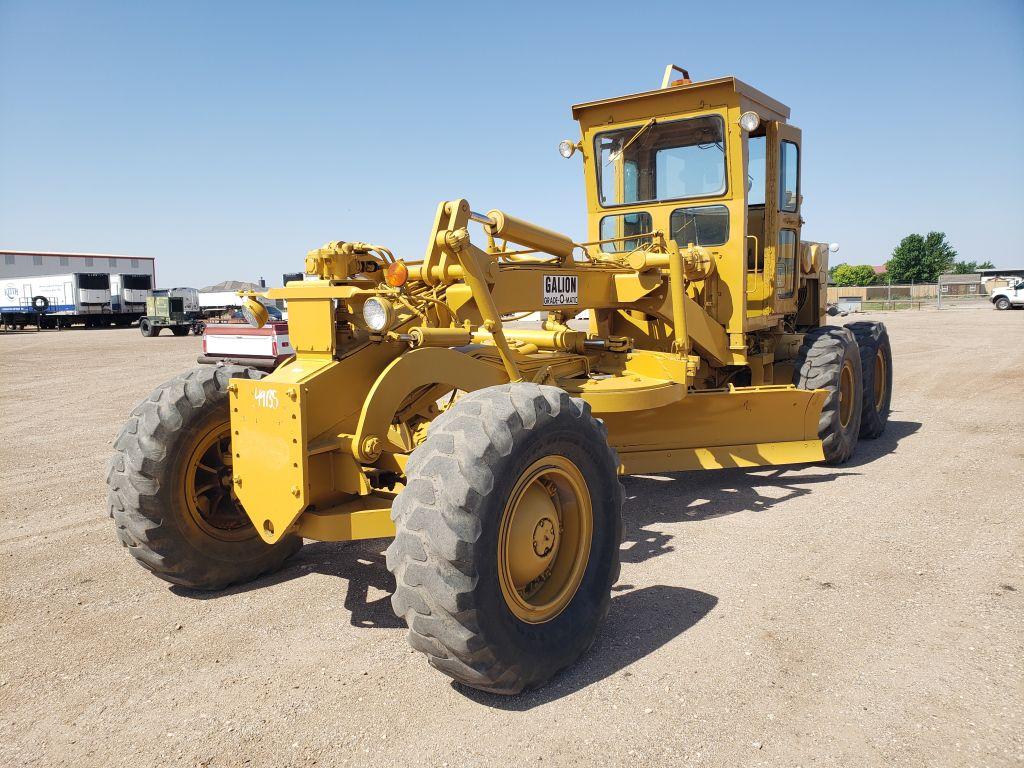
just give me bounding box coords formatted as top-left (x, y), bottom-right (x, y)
top-left (829, 283), bottom-right (995, 312)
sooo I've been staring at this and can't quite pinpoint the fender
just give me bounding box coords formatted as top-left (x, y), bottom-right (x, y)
top-left (352, 346), bottom-right (507, 461)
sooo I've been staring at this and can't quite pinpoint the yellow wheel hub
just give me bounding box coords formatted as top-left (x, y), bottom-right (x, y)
top-left (838, 361), bottom-right (855, 428)
top-left (498, 456), bottom-right (592, 624)
top-left (873, 349), bottom-right (887, 412)
top-left (182, 420), bottom-right (256, 542)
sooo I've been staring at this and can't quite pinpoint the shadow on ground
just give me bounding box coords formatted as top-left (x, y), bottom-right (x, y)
top-left (172, 418), bottom-right (920, 697)
top-left (844, 418), bottom-right (921, 468)
top-left (455, 584), bottom-right (717, 709)
top-left (173, 538), bottom-right (403, 629)
top-left (618, 418), bottom-right (921, 564)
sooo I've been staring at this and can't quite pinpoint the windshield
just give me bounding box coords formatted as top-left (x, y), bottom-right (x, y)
top-left (595, 115), bottom-right (726, 206)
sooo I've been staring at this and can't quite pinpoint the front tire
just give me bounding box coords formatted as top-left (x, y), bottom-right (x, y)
top-left (140, 319), bottom-right (156, 337)
top-left (107, 365), bottom-right (302, 590)
top-left (994, 297), bottom-right (1010, 311)
top-left (794, 327), bottom-right (863, 464)
top-left (386, 383), bottom-right (623, 694)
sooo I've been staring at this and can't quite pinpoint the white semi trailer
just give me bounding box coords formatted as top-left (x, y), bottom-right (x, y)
top-left (110, 273), bottom-right (154, 314)
top-left (1, 272), bottom-right (140, 329)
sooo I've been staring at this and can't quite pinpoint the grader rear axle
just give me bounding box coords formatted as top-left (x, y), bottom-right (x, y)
top-left (108, 67), bottom-right (893, 694)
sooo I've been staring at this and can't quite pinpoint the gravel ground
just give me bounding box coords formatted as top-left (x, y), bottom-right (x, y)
top-left (0, 308), bottom-right (1021, 768)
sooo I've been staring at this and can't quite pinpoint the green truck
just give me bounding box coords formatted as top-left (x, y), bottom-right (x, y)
top-left (140, 293), bottom-right (204, 337)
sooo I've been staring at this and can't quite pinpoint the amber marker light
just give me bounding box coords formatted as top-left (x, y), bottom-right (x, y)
top-left (385, 260), bottom-right (409, 287)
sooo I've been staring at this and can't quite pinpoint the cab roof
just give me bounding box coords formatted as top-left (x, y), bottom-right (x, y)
top-left (571, 76), bottom-right (790, 123)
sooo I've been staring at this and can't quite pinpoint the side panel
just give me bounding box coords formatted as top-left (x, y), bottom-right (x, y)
top-left (231, 361), bottom-right (329, 543)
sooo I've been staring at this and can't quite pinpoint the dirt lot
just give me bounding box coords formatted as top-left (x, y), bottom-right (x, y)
top-left (1, 308), bottom-right (1021, 767)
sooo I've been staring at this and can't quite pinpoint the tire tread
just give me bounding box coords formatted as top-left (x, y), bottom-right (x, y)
top-left (386, 383), bottom-right (623, 694)
top-left (107, 364), bottom-right (300, 590)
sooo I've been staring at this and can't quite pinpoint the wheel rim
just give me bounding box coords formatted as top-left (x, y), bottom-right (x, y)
top-left (873, 349), bottom-right (887, 413)
top-left (498, 456), bottom-right (593, 624)
top-left (838, 361), bottom-right (855, 428)
top-left (182, 421), bottom-right (256, 542)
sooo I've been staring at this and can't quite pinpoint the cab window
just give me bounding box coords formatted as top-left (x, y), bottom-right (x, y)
top-left (599, 212), bottom-right (653, 252)
top-left (780, 141), bottom-right (799, 212)
top-left (747, 136), bottom-right (766, 206)
top-left (670, 205), bottom-right (729, 247)
top-left (595, 115), bottom-right (726, 207)
top-left (776, 229), bottom-right (797, 299)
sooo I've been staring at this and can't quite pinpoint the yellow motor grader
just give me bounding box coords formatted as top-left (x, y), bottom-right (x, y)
top-left (108, 66), bottom-right (893, 694)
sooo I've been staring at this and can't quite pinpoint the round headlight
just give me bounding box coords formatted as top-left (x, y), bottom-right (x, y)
top-left (739, 111), bottom-right (761, 133)
top-left (558, 140), bottom-right (576, 159)
top-left (241, 297), bottom-right (269, 328)
top-left (362, 297), bottom-right (393, 332)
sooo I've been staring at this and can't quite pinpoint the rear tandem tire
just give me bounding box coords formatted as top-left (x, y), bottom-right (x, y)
top-left (106, 365), bottom-right (302, 590)
top-left (386, 383), bottom-right (623, 695)
top-left (844, 321), bottom-right (893, 439)
top-left (793, 327), bottom-right (863, 465)
top-left (170, 325), bottom-right (190, 336)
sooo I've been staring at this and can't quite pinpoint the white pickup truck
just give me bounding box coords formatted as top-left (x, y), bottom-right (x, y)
top-left (992, 280), bottom-right (1024, 310)
top-left (199, 320), bottom-right (293, 370)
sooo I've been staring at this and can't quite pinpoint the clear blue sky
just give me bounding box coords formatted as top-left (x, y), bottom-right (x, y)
top-left (2, 0), bottom-right (1022, 287)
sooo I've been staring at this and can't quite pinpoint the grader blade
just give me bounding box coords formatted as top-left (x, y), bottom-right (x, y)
top-left (600, 385), bottom-right (828, 474)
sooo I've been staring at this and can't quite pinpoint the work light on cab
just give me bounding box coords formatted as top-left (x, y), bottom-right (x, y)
top-left (739, 111), bottom-right (760, 133)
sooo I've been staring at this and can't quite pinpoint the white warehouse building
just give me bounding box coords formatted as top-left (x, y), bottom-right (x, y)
top-left (1, 250), bottom-right (156, 282)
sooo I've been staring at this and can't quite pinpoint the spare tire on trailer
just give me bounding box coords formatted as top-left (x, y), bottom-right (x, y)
top-left (31, 296), bottom-right (49, 312)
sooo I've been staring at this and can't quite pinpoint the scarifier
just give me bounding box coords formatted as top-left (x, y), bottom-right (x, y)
top-left (108, 66), bottom-right (893, 694)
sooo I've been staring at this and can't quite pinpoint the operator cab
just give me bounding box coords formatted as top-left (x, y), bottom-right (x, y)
top-left (569, 66), bottom-right (816, 337)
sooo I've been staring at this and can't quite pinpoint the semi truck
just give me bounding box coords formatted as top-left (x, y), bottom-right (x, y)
top-left (0, 272), bottom-right (142, 329)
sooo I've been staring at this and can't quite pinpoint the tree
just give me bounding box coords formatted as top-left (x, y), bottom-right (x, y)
top-left (886, 232), bottom-right (957, 283)
top-left (829, 263), bottom-right (877, 286)
top-left (953, 259), bottom-right (995, 274)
